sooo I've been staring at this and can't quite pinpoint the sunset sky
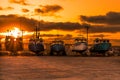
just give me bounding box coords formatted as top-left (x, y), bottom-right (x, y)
top-left (0, 0), bottom-right (120, 45)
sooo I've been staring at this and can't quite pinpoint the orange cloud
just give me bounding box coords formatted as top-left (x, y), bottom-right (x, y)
top-left (0, 14), bottom-right (120, 33)
top-left (0, 6), bottom-right (14, 10)
top-left (34, 5), bottom-right (63, 16)
top-left (5, 7), bottom-right (14, 10)
top-left (22, 8), bottom-right (29, 13)
top-left (80, 12), bottom-right (120, 25)
top-left (90, 34), bottom-right (110, 38)
top-left (9, 0), bottom-right (29, 5)
top-left (0, 7), bottom-right (3, 10)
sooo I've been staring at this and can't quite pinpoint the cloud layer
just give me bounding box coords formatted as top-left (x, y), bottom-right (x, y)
top-left (0, 6), bottom-right (14, 11)
top-left (0, 14), bottom-right (81, 32)
top-left (0, 14), bottom-right (120, 33)
top-left (89, 25), bottom-right (120, 33)
top-left (22, 8), bottom-right (29, 13)
top-left (80, 12), bottom-right (120, 25)
top-left (9, 0), bottom-right (29, 5)
top-left (34, 5), bottom-right (63, 16)
top-left (90, 34), bottom-right (110, 38)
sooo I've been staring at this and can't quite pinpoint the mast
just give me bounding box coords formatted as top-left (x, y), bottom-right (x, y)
top-left (36, 15), bottom-right (41, 39)
top-left (35, 20), bottom-right (41, 39)
top-left (35, 25), bottom-right (38, 38)
top-left (83, 23), bottom-right (90, 44)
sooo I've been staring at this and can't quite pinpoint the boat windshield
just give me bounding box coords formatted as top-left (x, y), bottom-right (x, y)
top-left (74, 38), bottom-right (87, 43)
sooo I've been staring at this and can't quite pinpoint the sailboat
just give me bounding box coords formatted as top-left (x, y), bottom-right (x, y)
top-left (28, 25), bottom-right (44, 56)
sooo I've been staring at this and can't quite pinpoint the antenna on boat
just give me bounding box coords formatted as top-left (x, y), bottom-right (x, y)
top-left (35, 24), bottom-right (38, 39)
top-left (19, 17), bottom-right (23, 38)
top-left (83, 23), bottom-right (90, 44)
top-left (38, 15), bottom-right (41, 39)
top-left (35, 15), bottom-right (40, 39)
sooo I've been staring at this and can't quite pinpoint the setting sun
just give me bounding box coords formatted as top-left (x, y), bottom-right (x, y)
top-left (10, 27), bottom-right (22, 38)
top-left (3, 27), bottom-right (23, 38)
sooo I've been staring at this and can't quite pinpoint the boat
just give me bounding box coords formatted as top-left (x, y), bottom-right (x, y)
top-left (28, 26), bottom-right (44, 56)
top-left (5, 29), bottom-right (23, 53)
top-left (71, 37), bottom-right (88, 56)
top-left (49, 38), bottom-right (66, 56)
top-left (90, 38), bottom-right (112, 56)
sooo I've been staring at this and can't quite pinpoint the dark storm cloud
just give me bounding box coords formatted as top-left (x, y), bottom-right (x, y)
top-left (34, 5), bottom-right (63, 16)
top-left (80, 12), bottom-right (120, 25)
top-left (9, 0), bottom-right (29, 5)
top-left (22, 9), bottom-right (29, 13)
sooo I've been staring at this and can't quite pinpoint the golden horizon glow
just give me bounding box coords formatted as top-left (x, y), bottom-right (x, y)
top-left (11, 27), bottom-right (22, 38)
top-left (2, 27), bottom-right (22, 38)
top-left (0, 27), bottom-right (33, 38)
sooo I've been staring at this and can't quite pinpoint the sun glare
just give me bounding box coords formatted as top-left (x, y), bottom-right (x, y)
top-left (0, 26), bottom-right (33, 39)
top-left (12, 27), bottom-right (22, 38)
top-left (7, 27), bottom-right (22, 38)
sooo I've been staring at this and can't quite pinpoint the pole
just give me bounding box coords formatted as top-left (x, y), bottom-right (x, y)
top-left (87, 27), bottom-right (88, 44)
top-left (85, 25), bottom-right (89, 44)
top-left (36, 26), bottom-right (38, 38)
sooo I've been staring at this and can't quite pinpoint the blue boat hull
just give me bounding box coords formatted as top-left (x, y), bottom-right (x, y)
top-left (50, 44), bottom-right (66, 56)
top-left (90, 43), bottom-right (111, 53)
top-left (28, 43), bottom-right (44, 54)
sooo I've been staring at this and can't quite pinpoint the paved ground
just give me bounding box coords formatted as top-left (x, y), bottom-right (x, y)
top-left (0, 56), bottom-right (120, 80)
